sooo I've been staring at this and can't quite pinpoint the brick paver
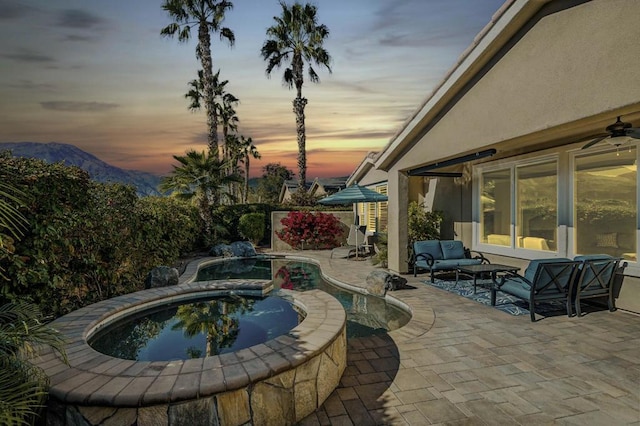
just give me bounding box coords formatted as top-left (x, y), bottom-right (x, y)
top-left (295, 250), bottom-right (640, 425)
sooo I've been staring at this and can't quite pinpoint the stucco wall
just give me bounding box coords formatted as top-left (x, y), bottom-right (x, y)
top-left (392, 0), bottom-right (640, 172)
top-left (356, 168), bottom-right (388, 187)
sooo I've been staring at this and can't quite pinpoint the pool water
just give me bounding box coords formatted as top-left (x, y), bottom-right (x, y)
top-left (196, 258), bottom-right (410, 338)
top-left (89, 294), bottom-right (300, 361)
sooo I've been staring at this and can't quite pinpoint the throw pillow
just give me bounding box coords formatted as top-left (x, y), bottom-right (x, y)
top-left (595, 232), bottom-right (618, 248)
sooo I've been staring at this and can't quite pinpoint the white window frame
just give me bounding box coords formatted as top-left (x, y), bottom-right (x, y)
top-left (473, 143), bottom-right (639, 276)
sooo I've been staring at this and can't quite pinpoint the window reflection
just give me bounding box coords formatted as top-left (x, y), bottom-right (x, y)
top-left (575, 147), bottom-right (637, 260)
top-left (516, 161), bottom-right (557, 251)
top-left (481, 169), bottom-right (511, 245)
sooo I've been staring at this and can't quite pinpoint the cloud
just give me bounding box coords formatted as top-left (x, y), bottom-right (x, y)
top-left (2, 49), bottom-right (55, 63)
top-left (0, 1), bottom-right (33, 20)
top-left (56, 9), bottom-right (105, 30)
top-left (8, 80), bottom-right (57, 91)
top-left (63, 34), bottom-right (98, 43)
top-left (40, 101), bottom-right (119, 112)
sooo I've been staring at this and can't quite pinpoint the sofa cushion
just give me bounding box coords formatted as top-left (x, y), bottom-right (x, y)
top-left (499, 278), bottom-right (531, 300)
top-left (440, 240), bottom-right (466, 260)
top-left (573, 254), bottom-right (613, 262)
top-left (428, 258), bottom-right (481, 271)
top-left (455, 258), bottom-right (483, 266)
top-left (414, 240), bottom-right (443, 261)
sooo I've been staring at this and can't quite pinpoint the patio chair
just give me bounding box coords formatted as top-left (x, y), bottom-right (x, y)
top-left (573, 255), bottom-right (626, 317)
top-left (331, 224), bottom-right (368, 259)
top-left (491, 258), bottom-right (581, 321)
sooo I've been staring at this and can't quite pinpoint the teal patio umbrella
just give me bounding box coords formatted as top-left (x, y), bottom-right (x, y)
top-left (318, 183), bottom-right (388, 205)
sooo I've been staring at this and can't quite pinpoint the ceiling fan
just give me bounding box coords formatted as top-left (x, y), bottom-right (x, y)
top-left (582, 116), bottom-right (640, 149)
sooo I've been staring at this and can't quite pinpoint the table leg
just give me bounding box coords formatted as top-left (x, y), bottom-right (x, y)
top-left (473, 274), bottom-right (478, 293)
top-left (490, 271), bottom-right (497, 305)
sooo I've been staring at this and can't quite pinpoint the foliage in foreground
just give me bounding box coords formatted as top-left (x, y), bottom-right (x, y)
top-left (0, 302), bottom-right (68, 425)
top-left (0, 155), bottom-right (202, 317)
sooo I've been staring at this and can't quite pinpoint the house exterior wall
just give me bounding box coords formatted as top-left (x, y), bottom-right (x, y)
top-left (383, 0), bottom-right (640, 312)
top-left (355, 168), bottom-right (388, 187)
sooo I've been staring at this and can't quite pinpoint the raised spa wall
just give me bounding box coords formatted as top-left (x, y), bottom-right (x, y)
top-left (34, 275), bottom-right (347, 426)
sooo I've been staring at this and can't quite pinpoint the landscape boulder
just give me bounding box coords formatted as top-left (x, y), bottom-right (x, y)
top-left (209, 241), bottom-right (257, 258)
top-left (145, 266), bottom-right (179, 289)
top-left (365, 270), bottom-right (408, 296)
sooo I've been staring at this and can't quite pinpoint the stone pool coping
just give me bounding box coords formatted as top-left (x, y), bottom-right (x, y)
top-left (33, 279), bottom-right (346, 408)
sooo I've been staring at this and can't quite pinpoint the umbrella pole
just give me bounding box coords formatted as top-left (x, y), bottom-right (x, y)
top-left (355, 229), bottom-right (358, 259)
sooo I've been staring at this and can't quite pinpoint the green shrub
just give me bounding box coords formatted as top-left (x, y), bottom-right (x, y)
top-left (211, 203), bottom-right (276, 245)
top-left (371, 232), bottom-right (388, 268)
top-left (408, 201), bottom-right (443, 242)
top-left (0, 155), bottom-right (203, 317)
top-left (238, 213), bottom-right (265, 245)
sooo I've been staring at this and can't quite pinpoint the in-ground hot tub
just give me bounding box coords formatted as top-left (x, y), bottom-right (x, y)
top-left (33, 279), bottom-right (346, 425)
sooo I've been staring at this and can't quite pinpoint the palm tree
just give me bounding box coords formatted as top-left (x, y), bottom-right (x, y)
top-left (261, 1), bottom-right (331, 192)
top-left (161, 0), bottom-right (235, 159)
top-left (184, 69), bottom-right (239, 166)
top-left (159, 150), bottom-right (241, 243)
top-left (238, 136), bottom-right (261, 203)
top-left (185, 70), bottom-right (205, 112)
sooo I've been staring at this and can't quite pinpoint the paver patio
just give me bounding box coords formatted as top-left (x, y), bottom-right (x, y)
top-left (290, 250), bottom-right (640, 425)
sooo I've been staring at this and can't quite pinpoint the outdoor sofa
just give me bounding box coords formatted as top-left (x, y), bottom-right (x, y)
top-left (491, 255), bottom-right (625, 321)
top-left (573, 254), bottom-right (626, 317)
top-left (412, 240), bottom-right (488, 282)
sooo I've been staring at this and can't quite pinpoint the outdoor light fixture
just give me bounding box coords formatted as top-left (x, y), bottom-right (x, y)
top-left (408, 149), bottom-right (496, 176)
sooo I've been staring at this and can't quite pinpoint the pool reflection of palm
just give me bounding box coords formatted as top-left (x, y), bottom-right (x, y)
top-left (172, 295), bottom-right (253, 357)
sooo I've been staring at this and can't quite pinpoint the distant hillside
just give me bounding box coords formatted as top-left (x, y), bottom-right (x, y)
top-left (0, 142), bottom-right (162, 196)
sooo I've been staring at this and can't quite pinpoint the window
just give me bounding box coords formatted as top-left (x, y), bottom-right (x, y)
top-left (362, 184), bottom-right (388, 233)
top-left (479, 159), bottom-right (558, 252)
top-left (574, 147), bottom-right (637, 261)
top-left (476, 144), bottom-right (639, 264)
top-left (480, 169), bottom-right (511, 246)
top-left (516, 161), bottom-right (557, 251)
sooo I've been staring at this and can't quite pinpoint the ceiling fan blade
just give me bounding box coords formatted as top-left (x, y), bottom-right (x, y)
top-left (582, 135), bottom-right (608, 149)
top-left (625, 128), bottom-right (640, 139)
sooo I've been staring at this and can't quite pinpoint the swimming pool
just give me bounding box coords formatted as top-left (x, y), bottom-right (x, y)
top-left (89, 293), bottom-right (301, 361)
top-left (195, 257), bottom-right (410, 338)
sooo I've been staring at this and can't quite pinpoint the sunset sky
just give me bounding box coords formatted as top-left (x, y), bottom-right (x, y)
top-left (0, 0), bottom-right (505, 178)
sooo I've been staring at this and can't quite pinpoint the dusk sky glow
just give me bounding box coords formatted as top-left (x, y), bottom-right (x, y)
top-left (0, 0), bottom-right (505, 178)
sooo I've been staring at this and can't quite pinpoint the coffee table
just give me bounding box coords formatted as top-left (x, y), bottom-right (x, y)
top-left (456, 264), bottom-right (520, 293)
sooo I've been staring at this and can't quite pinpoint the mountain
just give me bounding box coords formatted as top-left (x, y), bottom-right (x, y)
top-left (0, 142), bottom-right (163, 196)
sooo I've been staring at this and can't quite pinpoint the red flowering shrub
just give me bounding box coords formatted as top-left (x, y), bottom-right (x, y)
top-left (276, 211), bottom-right (341, 249)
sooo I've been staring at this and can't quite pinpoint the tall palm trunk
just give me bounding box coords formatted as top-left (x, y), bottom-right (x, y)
top-left (293, 54), bottom-right (307, 191)
top-left (243, 152), bottom-right (250, 203)
top-left (198, 24), bottom-right (219, 159)
top-left (293, 97), bottom-right (307, 191)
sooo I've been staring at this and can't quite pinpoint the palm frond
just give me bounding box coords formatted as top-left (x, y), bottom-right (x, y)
top-left (0, 357), bottom-right (49, 426)
top-left (0, 302), bottom-right (68, 362)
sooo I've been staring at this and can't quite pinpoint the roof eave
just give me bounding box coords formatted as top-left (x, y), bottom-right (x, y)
top-left (375, 0), bottom-right (551, 171)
